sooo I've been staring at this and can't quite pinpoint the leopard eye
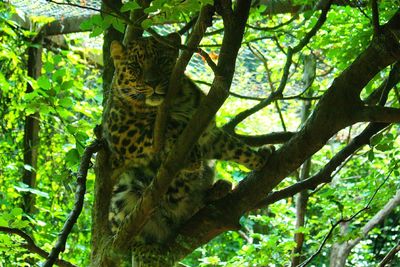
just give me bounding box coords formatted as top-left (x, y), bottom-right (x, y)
top-left (128, 62), bottom-right (142, 74)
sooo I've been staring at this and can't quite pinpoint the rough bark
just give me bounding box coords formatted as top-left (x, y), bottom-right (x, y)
top-left (22, 34), bottom-right (43, 214)
top-left (90, 1), bottom-right (124, 266)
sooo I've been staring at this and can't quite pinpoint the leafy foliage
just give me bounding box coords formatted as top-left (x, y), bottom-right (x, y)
top-left (1, 0), bottom-right (400, 266)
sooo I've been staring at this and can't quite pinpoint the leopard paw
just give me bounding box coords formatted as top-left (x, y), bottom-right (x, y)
top-left (206, 179), bottom-right (232, 202)
top-left (254, 145), bottom-right (275, 170)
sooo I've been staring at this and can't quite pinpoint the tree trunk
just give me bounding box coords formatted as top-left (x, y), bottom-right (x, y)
top-left (22, 34), bottom-right (43, 214)
top-left (292, 54), bottom-right (315, 266)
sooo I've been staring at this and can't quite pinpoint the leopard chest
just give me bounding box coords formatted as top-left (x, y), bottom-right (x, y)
top-left (104, 105), bottom-right (157, 166)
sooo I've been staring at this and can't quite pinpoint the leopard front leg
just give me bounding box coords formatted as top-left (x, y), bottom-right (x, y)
top-left (199, 128), bottom-right (274, 170)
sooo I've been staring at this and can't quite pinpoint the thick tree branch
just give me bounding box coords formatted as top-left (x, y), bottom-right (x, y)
top-left (259, 59), bottom-right (400, 207)
top-left (355, 106), bottom-right (400, 123)
top-left (234, 131), bottom-right (296, 146)
top-left (44, 140), bottom-right (103, 267)
top-left (0, 227), bottom-right (76, 267)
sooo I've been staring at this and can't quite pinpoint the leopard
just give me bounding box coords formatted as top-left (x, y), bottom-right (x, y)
top-left (104, 33), bottom-right (274, 266)
top-left (103, 33), bottom-right (272, 174)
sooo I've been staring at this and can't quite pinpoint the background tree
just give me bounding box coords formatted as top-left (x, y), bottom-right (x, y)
top-left (1, 0), bottom-right (400, 266)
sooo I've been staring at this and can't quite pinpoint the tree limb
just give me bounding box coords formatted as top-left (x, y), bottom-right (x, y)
top-left (153, 4), bottom-right (215, 152)
top-left (0, 227), bottom-right (76, 267)
top-left (258, 59), bottom-right (400, 208)
top-left (355, 106), bottom-right (400, 123)
top-left (371, 0), bottom-right (381, 34)
top-left (44, 140), bottom-right (103, 267)
top-left (379, 240), bottom-right (400, 267)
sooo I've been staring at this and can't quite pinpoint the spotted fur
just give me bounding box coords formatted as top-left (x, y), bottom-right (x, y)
top-left (104, 34), bottom-right (273, 265)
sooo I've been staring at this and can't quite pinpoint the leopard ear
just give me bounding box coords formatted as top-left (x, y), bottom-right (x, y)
top-left (110, 41), bottom-right (125, 63)
top-left (166, 33), bottom-right (181, 46)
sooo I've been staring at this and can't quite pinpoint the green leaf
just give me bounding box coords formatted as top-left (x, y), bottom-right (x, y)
top-left (11, 208), bottom-right (23, 216)
top-left (90, 26), bottom-right (104, 37)
top-left (44, 62), bottom-right (54, 72)
top-left (23, 164), bottom-right (36, 172)
top-left (61, 80), bottom-right (74, 91)
top-left (370, 133), bottom-right (383, 146)
top-left (368, 150), bottom-right (375, 161)
top-left (37, 75), bottom-right (51, 90)
top-left (65, 148), bottom-right (80, 168)
top-left (112, 18), bottom-right (126, 33)
top-left (121, 1), bottom-right (141, 12)
top-left (80, 18), bottom-right (93, 31)
top-left (53, 68), bottom-right (66, 83)
top-left (14, 183), bottom-right (49, 198)
top-left (60, 97), bottom-right (74, 108)
top-left (375, 143), bottom-right (392, 151)
top-left (141, 19), bottom-right (153, 29)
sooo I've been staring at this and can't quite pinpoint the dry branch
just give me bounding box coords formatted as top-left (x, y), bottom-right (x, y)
top-left (379, 240), bottom-right (400, 267)
top-left (44, 140), bottom-right (103, 267)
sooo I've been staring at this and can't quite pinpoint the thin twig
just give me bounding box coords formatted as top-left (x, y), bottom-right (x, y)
top-left (246, 6), bottom-right (304, 31)
top-left (371, 0), bottom-right (380, 34)
top-left (197, 48), bottom-right (219, 74)
top-left (298, 166), bottom-right (395, 267)
top-left (378, 240), bottom-right (400, 267)
top-left (43, 140), bottom-right (103, 267)
top-left (223, 0), bottom-right (333, 133)
top-left (0, 227), bottom-right (76, 267)
top-left (178, 16), bottom-right (198, 35)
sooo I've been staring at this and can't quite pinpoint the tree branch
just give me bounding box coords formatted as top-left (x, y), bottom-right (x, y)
top-left (164, 10), bottom-right (400, 258)
top-left (355, 106), bottom-right (400, 123)
top-left (44, 140), bottom-right (103, 267)
top-left (234, 131), bottom-right (296, 146)
top-left (299, 167), bottom-right (394, 267)
top-left (379, 240), bottom-right (400, 267)
top-left (223, 0), bottom-right (333, 133)
top-left (258, 59), bottom-right (400, 207)
top-left (371, 0), bottom-right (380, 34)
top-left (0, 227), bottom-right (76, 267)
top-left (153, 4), bottom-right (215, 152)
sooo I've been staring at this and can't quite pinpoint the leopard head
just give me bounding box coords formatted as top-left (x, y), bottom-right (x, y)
top-left (110, 33), bottom-right (180, 107)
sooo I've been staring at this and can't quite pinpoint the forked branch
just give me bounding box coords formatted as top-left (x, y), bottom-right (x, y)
top-left (223, 0), bottom-right (333, 133)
